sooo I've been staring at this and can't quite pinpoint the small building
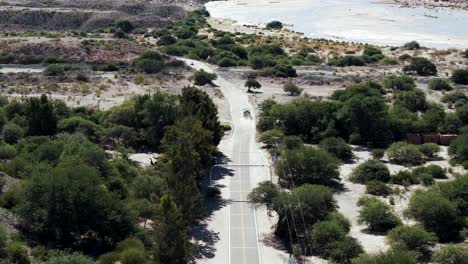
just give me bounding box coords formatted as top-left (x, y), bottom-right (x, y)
top-left (406, 133), bottom-right (457, 146)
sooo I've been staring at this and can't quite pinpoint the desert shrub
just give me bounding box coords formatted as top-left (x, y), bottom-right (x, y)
top-left (387, 225), bottom-right (437, 256)
top-left (451, 68), bottom-right (468, 85)
top-left (366, 181), bottom-right (392, 196)
top-left (0, 53), bottom-right (14, 64)
top-left (44, 64), bottom-right (65, 76)
top-left (391, 170), bottom-right (419, 186)
top-left (258, 129), bottom-right (284, 147)
top-left (283, 82), bottom-right (303, 96)
top-left (399, 54), bottom-right (412, 61)
top-left (328, 236), bottom-right (363, 264)
top-left (403, 41), bottom-right (421, 50)
top-left (7, 242), bottom-right (31, 264)
top-left (157, 35), bottom-right (177, 46)
top-left (432, 244), bottom-right (468, 264)
top-left (319, 137), bottom-right (353, 161)
top-left (266, 21), bottom-right (283, 30)
top-left (45, 252), bottom-right (95, 264)
top-left (350, 159), bottom-right (390, 184)
top-left (379, 57), bottom-right (399, 65)
top-left (276, 146), bottom-right (340, 187)
top-left (428, 78), bottom-right (452, 91)
top-left (383, 75), bottom-right (416, 91)
top-left (449, 132), bottom-right (468, 162)
top-left (310, 219), bottom-right (347, 255)
top-left (464, 49), bottom-right (468, 59)
top-left (116, 20), bottom-right (134, 33)
top-left (394, 89), bottom-right (427, 112)
top-left (282, 136), bottom-right (304, 150)
top-left (371, 149), bottom-right (385, 160)
top-left (0, 144), bottom-right (17, 160)
top-left (457, 104), bottom-right (468, 123)
top-left (358, 196), bottom-right (401, 232)
top-left (133, 51), bottom-right (165, 74)
top-left (418, 143), bottom-right (440, 158)
top-left (43, 56), bottom-right (65, 64)
top-left (329, 56), bottom-right (366, 67)
top-left (387, 142), bottom-right (423, 166)
top-left (403, 57), bottom-right (437, 76)
top-left (2, 123), bottom-right (24, 144)
top-left (441, 91), bottom-right (467, 107)
top-left (406, 190), bottom-right (463, 242)
top-left (114, 28), bottom-right (127, 39)
top-left (271, 64), bottom-right (297, 77)
top-left (353, 250), bottom-right (418, 264)
top-left (193, 69), bottom-right (217, 86)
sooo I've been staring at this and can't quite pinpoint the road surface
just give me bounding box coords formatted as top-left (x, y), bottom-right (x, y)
top-left (183, 59), bottom-right (281, 264)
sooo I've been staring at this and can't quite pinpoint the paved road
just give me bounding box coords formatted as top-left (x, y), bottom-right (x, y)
top-left (183, 59), bottom-right (263, 264)
top-left (229, 121), bottom-right (261, 264)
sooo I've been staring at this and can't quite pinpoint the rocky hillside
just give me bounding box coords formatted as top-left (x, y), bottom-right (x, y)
top-left (0, 0), bottom-right (206, 30)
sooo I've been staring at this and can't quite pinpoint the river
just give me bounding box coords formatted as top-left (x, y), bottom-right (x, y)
top-left (205, 0), bottom-right (468, 49)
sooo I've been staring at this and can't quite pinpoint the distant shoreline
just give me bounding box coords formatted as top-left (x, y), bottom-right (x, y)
top-left (391, 0), bottom-right (468, 10)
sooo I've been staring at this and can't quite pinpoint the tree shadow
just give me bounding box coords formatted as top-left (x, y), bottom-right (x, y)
top-left (192, 221), bottom-right (221, 260)
top-left (259, 231), bottom-right (289, 252)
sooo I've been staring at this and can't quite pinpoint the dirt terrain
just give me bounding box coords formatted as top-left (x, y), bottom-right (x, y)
top-left (0, 0), bottom-right (204, 30)
top-left (393, 0), bottom-right (468, 9)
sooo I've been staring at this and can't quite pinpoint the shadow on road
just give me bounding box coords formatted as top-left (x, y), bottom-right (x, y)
top-left (192, 153), bottom-right (236, 260)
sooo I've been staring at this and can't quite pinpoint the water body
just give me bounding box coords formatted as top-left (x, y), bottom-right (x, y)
top-left (205, 0), bottom-right (468, 49)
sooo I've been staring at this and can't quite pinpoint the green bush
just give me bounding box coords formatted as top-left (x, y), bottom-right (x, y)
top-left (391, 170), bottom-right (419, 186)
top-left (116, 20), bottom-right (134, 33)
top-left (387, 225), bottom-right (437, 255)
top-left (0, 144), bottom-right (17, 160)
top-left (449, 132), bottom-right (468, 162)
top-left (2, 123), bottom-right (24, 144)
top-left (371, 149), bottom-right (385, 160)
top-left (428, 78), bottom-right (452, 91)
top-left (383, 75), bottom-right (416, 91)
top-left (120, 248), bottom-right (147, 264)
top-left (350, 159), bottom-right (390, 184)
top-left (272, 64), bottom-right (297, 77)
top-left (319, 137), bottom-right (353, 161)
top-left (403, 57), bottom-right (437, 76)
top-left (7, 242), bottom-right (30, 264)
top-left (283, 82), bottom-right (303, 96)
top-left (366, 181), bottom-right (392, 196)
top-left (353, 250), bottom-right (418, 264)
top-left (133, 51), bottom-right (165, 74)
top-left (387, 142), bottom-right (423, 166)
top-left (418, 143), bottom-right (440, 158)
top-left (451, 69), bottom-right (468, 85)
top-left (358, 196), bottom-right (401, 233)
top-left (432, 244), bottom-right (468, 264)
top-left (394, 89), bottom-right (427, 112)
top-left (44, 64), bottom-right (65, 76)
top-left (193, 69), bottom-right (217, 86)
top-left (379, 57), bottom-right (399, 65)
top-left (329, 56), bottom-right (366, 67)
top-left (45, 252), bottom-right (95, 264)
top-left (266, 21), bottom-right (283, 30)
top-left (403, 41), bottom-right (421, 50)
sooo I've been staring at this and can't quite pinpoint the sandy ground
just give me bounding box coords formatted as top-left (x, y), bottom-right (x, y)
top-left (393, 0), bottom-right (468, 9)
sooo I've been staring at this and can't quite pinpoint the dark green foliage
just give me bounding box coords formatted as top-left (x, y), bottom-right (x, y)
top-left (352, 249), bottom-right (418, 264)
top-left (133, 51), bottom-right (165, 74)
top-left (358, 196), bottom-right (401, 233)
top-left (350, 159), bottom-right (390, 184)
top-left (428, 78), bottom-right (452, 91)
top-left (266, 21), bottom-right (283, 29)
top-left (391, 170), bottom-right (419, 186)
top-left (117, 20), bottom-right (134, 33)
top-left (26, 95), bottom-right (57, 136)
top-left (2, 123), bottom-right (23, 144)
top-left (193, 69), bottom-right (217, 86)
top-left (114, 28), bottom-right (128, 38)
top-left (328, 236), bottom-right (364, 264)
top-left (403, 41), bottom-right (421, 50)
top-left (449, 132), bottom-right (468, 163)
top-left (245, 78), bottom-right (262, 92)
top-left (457, 104), bottom-right (468, 123)
top-left (272, 184), bottom-right (336, 244)
top-left (178, 86), bottom-right (223, 145)
top-left (248, 181), bottom-right (279, 210)
top-left (319, 137), bottom-right (353, 161)
top-left (432, 244), bottom-right (468, 264)
top-left (383, 75), bottom-right (416, 91)
top-left (451, 68), bottom-right (468, 85)
top-left (271, 64), bottom-right (297, 77)
top-left (283, 82), bottom-right (303, 96)
top-left (387, 225), bottom-right (437, 255)
top-left (394, 89), bottom-right (427, 112)
top-left (0, 144), bottom-right (17, 160)
top-left (45, 252), bottom-right (95, 264)
top-left (276, 146), bottom-right (340, 187)
top-left (366, 181), bottom-right (392, 196)
top-left (403, 57), bottom-right (437, 76)
top-left (154, 195), bottom-right (191, 264)
top-left (441, 91), bottom-right (467, 106)
top-left (329, 56), bottom-right (366, 67)
top-left (387, 142), bottom-right (423, 166)
top-left (17, 159), bottom-right (135, 252)
top-left (371, 149), bottom-right (385, 160)
top-left (418, 143), bottom-right (440, 158)
top-left (157, 35), bottom-right (177, 46)
top-left (44, 64), bottom-right (65, 76)
top-left (406, 189), bottom-right (463, 242)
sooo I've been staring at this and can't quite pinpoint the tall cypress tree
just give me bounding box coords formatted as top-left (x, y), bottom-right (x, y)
top-left (154, 195), bottom-right (191, 264)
